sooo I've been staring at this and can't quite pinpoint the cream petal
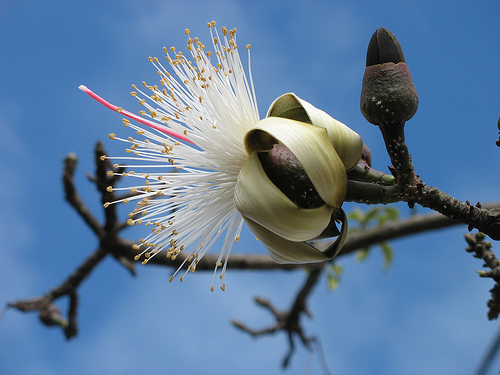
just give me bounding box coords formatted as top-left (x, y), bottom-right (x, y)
top-left (244, 117), bottom-right (347, 208)
top-left (243, 209), bottom-right (348, 264)
top-left (267, 93), bottom-right (363, 171)
top-left (234, 151), bottom-right (333, 242)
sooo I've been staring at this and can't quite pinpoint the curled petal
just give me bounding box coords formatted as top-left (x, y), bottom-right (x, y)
top-left (234, 151), bottom-right (333, 241)
top-left (267, 93), bottom-right (363, 171)
top-left (244, 117), bottom-right (347, 208)
top-left (244, 209), bottom-right (348, 264)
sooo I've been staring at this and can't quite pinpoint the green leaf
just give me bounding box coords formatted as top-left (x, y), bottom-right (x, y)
top-left (380, 242), bottom-right (393, 271)
top-left (384, 207), bottom-right (399, 221)
top-left (331, 264), bottom-right (344, 276)
top-left (348, 207), bottom-right (365, 223)
top-left (355, 247), bottom-right (370, 262)
top-left (327, 273), bottom-right (341, 291)
top-left (363, 207), bottom-right (381, 224)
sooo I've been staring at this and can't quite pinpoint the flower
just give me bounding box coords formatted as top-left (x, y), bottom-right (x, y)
top-left (80, 22), bottom-right (362, 291)
top-left (236, 93), bottom-right (363, 263)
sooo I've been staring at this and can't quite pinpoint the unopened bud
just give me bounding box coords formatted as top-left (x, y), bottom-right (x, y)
top-left (360, 28), bottom-right (418, 127)
top-left (260, 144), bottom-right (324, 209)
top-left (39, 304), bottom-right (68, 328)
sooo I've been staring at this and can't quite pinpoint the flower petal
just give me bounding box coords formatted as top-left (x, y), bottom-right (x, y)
top-left (243, 209), bottom-right (348, 264)
top-left (244, 117), bottom-right (347, 208)
top-left (234, 151), bottom-right (333, 241)
top-left (267, 93), bottom-right (363, 171)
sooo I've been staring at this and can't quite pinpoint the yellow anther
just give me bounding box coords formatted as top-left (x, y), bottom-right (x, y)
top-left (116, 107), bottom-right (123, 113)
top-left (221, 283), bottom-right (226, 291)
top-left (134, 254), bottom-right (141, 261)
top-left (185, 28), bottom-right (190, 35)
top-left (148, 56), bottom-right (153, 62)
top-left (169, 276), bottom-right (174, 282)
top-left (106, 186), bottom-right (113, 192)
top-left (107, 171), bottom-right (114, 176)
top-left (210, 285), bottom-right (214, 292)
top-left (246, 44), bottom-right (251, 49)
top-left (180, 276), bottom-right (184, 282)
top-left (103, 202), bottom-right (110, 208)
top-left (127, 218), bottom-right (135, 226)
top-left (141, 259), bottom-right (149, 265)
top-left (123, 199), bottom-right (129, 204)
top-left (109, 133), bottom-right (116, 140)
top-left (211, 21), bottom-right (216, 27)
top-left (100, 155), bottom-right (106, 161)
top-left (132, 244), bottom-right (140, 250)
top-left (131, 92), bottom-right (137, 96)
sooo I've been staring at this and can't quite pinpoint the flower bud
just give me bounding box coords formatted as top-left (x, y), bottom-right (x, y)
top-left (234, 94), bottom-right (363, 263)
top-left (360, 28), bottom-right (418, 126)
top-left (39, 304), bottom-right (68, 328)
top-left (261, 144), bottom-right (325, 209)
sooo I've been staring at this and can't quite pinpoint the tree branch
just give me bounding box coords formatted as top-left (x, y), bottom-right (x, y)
top-left (8, 140), bottom-right (500, 348)
top-left (63, 153), bottom-right (103, 237)
top-left (232, 264), bottom-right (324, 368)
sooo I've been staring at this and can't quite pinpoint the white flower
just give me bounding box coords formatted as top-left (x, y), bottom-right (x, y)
top-left (80, 22), bottom-right (362, 291)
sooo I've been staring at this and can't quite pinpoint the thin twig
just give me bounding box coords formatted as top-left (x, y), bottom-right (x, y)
top-left (63, 153), bottom-right (103, 237)
top-left (232, 265), bottom-right (324, 368)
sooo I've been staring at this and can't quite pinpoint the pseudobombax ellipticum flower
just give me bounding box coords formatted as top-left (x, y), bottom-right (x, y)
top-left (80, 22), bottom-right (363, 291)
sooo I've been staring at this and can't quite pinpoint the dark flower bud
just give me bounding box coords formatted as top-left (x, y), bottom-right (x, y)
top-left (366, 27), bottom-right (405, 66)
top-left (360, 28), bottom-right (418, 127)
top-left (259, 144), bottom-right (324, 209)
top-left (39, 304), bottom-right (68, 328)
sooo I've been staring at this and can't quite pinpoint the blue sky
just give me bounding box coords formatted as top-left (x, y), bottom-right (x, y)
top-left (1, 1), bottom-right (500, 374)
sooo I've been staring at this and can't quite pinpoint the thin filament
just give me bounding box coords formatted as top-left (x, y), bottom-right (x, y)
top-left (78, 85), bottom-right (195, 145)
